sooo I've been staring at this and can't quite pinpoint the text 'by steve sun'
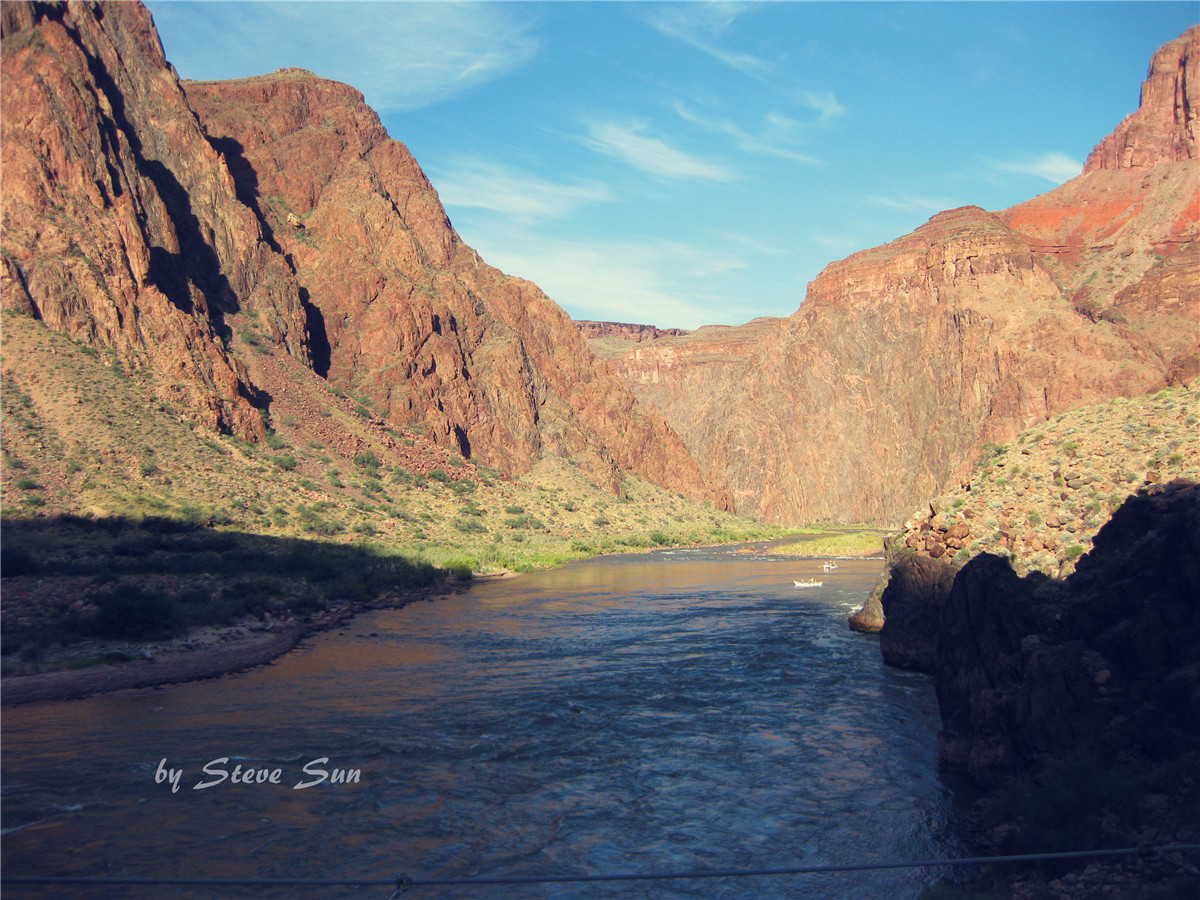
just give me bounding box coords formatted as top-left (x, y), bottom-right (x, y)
top-left (155, 758), bottom-right (361, 792)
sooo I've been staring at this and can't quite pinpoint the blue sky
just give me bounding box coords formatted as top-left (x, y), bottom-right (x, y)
top-left (147, 2), bottom-right (1196, 330)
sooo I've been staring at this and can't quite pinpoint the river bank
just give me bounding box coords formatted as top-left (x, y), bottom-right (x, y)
top-left (1, 581), bottom-right (465, 706)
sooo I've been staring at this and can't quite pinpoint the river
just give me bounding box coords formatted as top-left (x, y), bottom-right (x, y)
top-left (1, 546), bottom-right (963, 898)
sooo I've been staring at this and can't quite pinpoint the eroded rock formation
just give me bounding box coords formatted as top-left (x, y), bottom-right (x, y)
top-left (935, 479), bottom-right (1200, 789)
top-left (575, 321), bottom-right (690, 343)
top-left (0, 1), bottom-right (309, 439)
top-left (850, 380), bottom-right (1199, 639)
top-left (1085, 26), bottom-right (1199, 172)
top-left (1, 2), bottom-right (726, 508)
top-left (607, 27), bottom-right (1200, 527)
top-left (182, 70), bottom-right (725, 505)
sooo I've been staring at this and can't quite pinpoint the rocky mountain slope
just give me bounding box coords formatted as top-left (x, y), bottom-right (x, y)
top-left (928, 481), bottom-right (1199, 898)
top-left (1, 306), bottom-right (776, 603)
top-left (848, 382), bottom-right (1198, 657)
top-left (603, 26), bottom-right (1199, 528)
top-left (0, 1), bottom-right (726, 510)
top-left (575, 321), bottom-right (690, 343)
top-left (0, 1), bottom-right (309, 441)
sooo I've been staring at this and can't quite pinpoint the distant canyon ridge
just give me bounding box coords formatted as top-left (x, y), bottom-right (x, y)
top-left (590, 24), bottom-right (1199, 525)
top-left (2, 3), bottom-right (1197, 527)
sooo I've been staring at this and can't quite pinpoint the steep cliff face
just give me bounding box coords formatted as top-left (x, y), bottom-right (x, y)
top-left (608, 27), bottom-right (1199, 527)
top-left (1, 1), bottom-right (724, 508)
top-left (183, 71), bottom-right (726, 505)
top-left (936, 480), bottom-right (1200, 789)
top-left (576, 321), bottom-right (690, 343)
top-left (597, 319), bottom-right (781, 451)
top-left (1085, 25), bottom-right (1198, 172)
top-left (0, 1), bottom-right (309, 439)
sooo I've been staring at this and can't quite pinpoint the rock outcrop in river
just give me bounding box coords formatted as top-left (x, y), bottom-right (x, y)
top-left (936, 479), bottom-right (1200, 788)
top-left (850, 384), bottom-right (1199, 651)
top-left (933, 480), bottom-right (1199, 887)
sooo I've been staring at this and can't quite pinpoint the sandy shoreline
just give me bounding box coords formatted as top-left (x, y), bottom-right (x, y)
top-left (1, 582), bottom-right (468, 706)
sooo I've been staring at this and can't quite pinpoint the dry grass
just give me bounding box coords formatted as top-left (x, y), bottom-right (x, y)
top-left (0, 310), bottom-right (786, 581)
top-left (765, 531), bottom-right (886, 558)
top-left (906, 380), bottom-right (1200, 578)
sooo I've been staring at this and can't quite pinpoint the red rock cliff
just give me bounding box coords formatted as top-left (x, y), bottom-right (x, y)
top-left (608, 28), bottom-right (1199, 526)
top-left (575, 321), bottom-right (690, 342)
top-left (0, 1), bottom-right (310, 438)
top-left (1085, 25), bottom-right (1199, 172)
top-left (1, 2), bottom-right (726, 508)
top-left (182, 71), bottom-right (726, 505)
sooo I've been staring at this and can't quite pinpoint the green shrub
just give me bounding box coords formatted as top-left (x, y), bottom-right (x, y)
top-left (92, 587), bottom-right (184, 640)
top-left (428, 469), bottom-right (450, 483)
top-left (354, 451), bottom-right (382, 472)
top-left (440, 559), bottom-right (474, 579)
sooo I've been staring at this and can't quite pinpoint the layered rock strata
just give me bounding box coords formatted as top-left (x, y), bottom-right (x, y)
top-left (575, 321), bottom-right (689, 343)
top-left (1085, 26), bottom-right (1198, 172)
top-left (0, 1), bottom-right (309, 439)
top-left (183, 71), bottom-right (726, 505)
top-left (607, 27), bottom-right (1200, 527)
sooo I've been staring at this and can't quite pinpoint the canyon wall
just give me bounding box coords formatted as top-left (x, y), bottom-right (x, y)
top-left (0, 1), bottom-right (309, 439)
top-left (606, 27), bottom-right (1199, 526)
top-left (184, 70), bottom-right (727, 504)
top-left (1, 1), bottom-right (726, 508)
top-left (575, 321), bottom-right (690, 343)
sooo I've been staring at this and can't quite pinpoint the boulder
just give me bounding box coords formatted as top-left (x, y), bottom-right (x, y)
top-left (877, 551), bottom-right (959, 673)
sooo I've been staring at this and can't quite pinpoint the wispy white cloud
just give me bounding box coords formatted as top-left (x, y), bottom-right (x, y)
top-left (151, 1), bottom-right (539, 112)
top-left (470, 230), bottom-right (747, 330)
top-left (863, 193), bottom-right (959, 214)
top-left (673, 103), bottom-right (820, 164)
top-left (989, 152), bottom-right (1082, 185)
top-left (796, 90), bottom-right (846, 125)
top-left (430, 159), bottom-right (611, 224)
top-left (640, 2), bottom-right (771, 76)
top-left (582, 120), bottom-right (737, 182)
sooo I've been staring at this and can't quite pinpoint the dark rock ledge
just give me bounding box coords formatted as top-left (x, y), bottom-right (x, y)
top-left (875, 480), bottom-right (1200, 894)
